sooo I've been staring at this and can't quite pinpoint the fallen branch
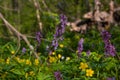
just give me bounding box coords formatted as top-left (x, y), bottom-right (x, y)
top-left (0, 12), bottom-right (42, 63)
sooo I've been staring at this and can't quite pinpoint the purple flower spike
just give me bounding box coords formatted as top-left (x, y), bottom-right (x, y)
top-left (77, 38), bottom-right (84, 57)
top-left (22, 47), bottom-right (26, 53)
top-left (105, 43), bottom-right (116, 56)
top-left (54, 71), bottom-right (62, 80)
top-left (60, 14), bottom-right (67, 26)
top-left (101, 31), bottom-right (111, 42)
top-left (48, 14), bottom-right (67, 56)
top-left (101, 30), bottom-right (116, 56)
top-left (54, 14), bottom-right (67, 39)
top-left (36, 32), bottom-right (42, 44)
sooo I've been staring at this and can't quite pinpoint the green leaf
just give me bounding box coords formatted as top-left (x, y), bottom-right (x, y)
top-left (11, 69), bottom-right (25, 75)
top-left (37, 72), bottom-right (53, 80)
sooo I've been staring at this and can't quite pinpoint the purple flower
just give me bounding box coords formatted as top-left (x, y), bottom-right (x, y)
top-left (36, 32), bottom-right (42, 44)
top-left (101, 31), bottom-right (116, 56)
top-left (101, 31), bottom-right (111, 43)
top-left (105, 43), bottom-right (116, 56)
top-left (52, 39), bottom-right (58, 50)
top-left (22, 47), bottom-right (26, 53)
top-left (54, 71), bottom-right (62, 80)
top-left (107, 77), bottom-right (115, 80)
top-left (54, 24), bottom-right (63, 38)
top-left (86, 50), bottom-right (91, 56)
top-left (77, 38), bottom-right (84, 57)
top-left (48, 39), bottom-right (58, 55)
top-left (48, 14), bottom-right (67, 55)
top-left (54, 14), bottom-right (67, 39)
top-left (60, 14), bottom-right (67, 27)
top-left (101, 31), bottom-right (111, 40)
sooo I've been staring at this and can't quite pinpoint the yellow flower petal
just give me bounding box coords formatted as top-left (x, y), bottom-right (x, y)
top-left (86, 69), bottom-right (94, 77)
top-left (49, 56), bottom-right (56, 63)
top-left (11, 51), bottom-right (15, 55)
top-left (66, 57), bottom-right (70, 61)
top-left (6, 58), bottom-right (10, 64)
top-left (26, 59), bottom-right (31, 65)
top-left (35, 59), bottom-right (39, 65)
top-left (52, 52), bottom-right (56, 55)
top-left (59, 44), bottom-right (64, 48)
top-left (79, 62), bottom-right (88, 71)
top-left (29, 71), bottom-right (35, 76)
top-left (58, 54), bottom-right (62, 59)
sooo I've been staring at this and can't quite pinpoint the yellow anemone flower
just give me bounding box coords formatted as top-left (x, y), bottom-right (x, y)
top-left (29, 71), bottom-right (35, 76)
top-left (58, 54), bottom-right (62, 59)
top-left (59, 44), bottom-right (64, 48)
top-left (52, 52), bottom-right (56, 55)
top-left (35, 59), bottom-right (39, 65)
top-left (6, 58), bottom-right (10, 64)
top-left (26, 59), bottom-right (31, 65)
top-left (79, 62), bottom-right (88, 71)
top-left (86, 69), bottom-right (94, 77)
top-left (11, 51), bottom-right (15, 55)
top-left (19, 59), bottom-right (25, 63)
top-left (66, 57), bottom-right (70, 61)
top-left (49, 56), bottom-right (56, 63)
top-left (15, 57), bottom-right (20, 62)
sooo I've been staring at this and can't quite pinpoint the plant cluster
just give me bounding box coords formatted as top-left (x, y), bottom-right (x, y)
top-left (0, 13), bottom-right (120, 80)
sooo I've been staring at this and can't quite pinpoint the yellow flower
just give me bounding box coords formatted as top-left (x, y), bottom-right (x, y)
top-left (49, 56), bottom-right (56, 63)
top-left (11, 51), bottom-right (15, 55)
top-left (86, 69), bottom-right (94, 77)
top-left (58, 54), bottom-right (62, 59)
top-left (79, 62), bottom-right (88, 71)
top-left (26, 59), bottom-right (31, 65)
top-left (15, 57), bottom-right (20, 62)
top-left (19, 59), bottom-right (25, 63)
top-left (29, 71), bottom-right (35, 76)
top-left (66, 57), bottom-right (70, 61)
top-left (52, 52), bottom-right (56, 55)
top-left (59, 44), bottom-right (64, 48)
top-left (6, 58), bottom-right (10, 64)
top-left (35, 59), bottom-right (39, 65)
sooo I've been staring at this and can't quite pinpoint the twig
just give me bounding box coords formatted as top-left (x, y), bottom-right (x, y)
top-left (41, 0), bottom-right (51, 12)
top-left (33, 0), bottom-right (42, 32)
top-left (0, 5), bottom-right (17, 11)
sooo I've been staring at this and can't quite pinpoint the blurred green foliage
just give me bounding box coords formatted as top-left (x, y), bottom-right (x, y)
top-left (0, 0), bottom-right (120, 79)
